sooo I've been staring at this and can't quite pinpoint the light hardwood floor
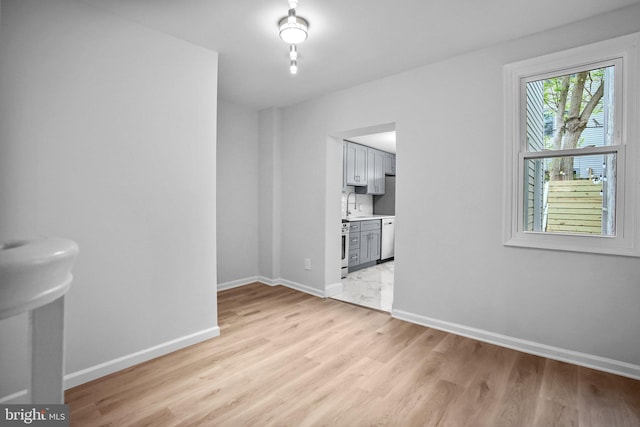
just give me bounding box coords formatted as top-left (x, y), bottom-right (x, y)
top-left (66, 282), bottom-right (640, 426)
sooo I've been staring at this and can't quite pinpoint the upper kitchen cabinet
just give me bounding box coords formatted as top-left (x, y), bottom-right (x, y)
top-left (365, 148), bottom-right (385, 195)
top-left (385, 152), bottom-right (396, 175)
top-left (345, 142), bottom-right (367, 186)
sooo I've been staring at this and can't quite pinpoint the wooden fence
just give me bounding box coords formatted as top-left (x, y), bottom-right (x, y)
top-left (546, 180), bottom-right (603, 235)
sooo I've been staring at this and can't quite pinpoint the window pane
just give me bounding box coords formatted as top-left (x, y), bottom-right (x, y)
top-left (526, 66), bottom-right (614, 152)
top-left (524, 153), bottom-right (616, 236)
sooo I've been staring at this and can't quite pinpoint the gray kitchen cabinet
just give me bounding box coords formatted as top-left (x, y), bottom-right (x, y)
top-left (360, 220), bottom-right (381, 263)
top-left (348, 248), bottom-right (360, 267)
top-left (344, 142), bottom-right (391, 194)
top-left (360, 229), bottom-right (381, 263)
top-left (345, 142), bottom-right (367, 186)
top-left (365, 148), bottom-right (385, 195)
top-left (348, 220), bottom-right (381, 270)
top-left (349, 232), bottom-right (360, 250)
top-left (360, 219), bottom-right (381, 231)
top-left (348, 222), bottom-right (361, 268)
top-left (373, 229), bottom-right (382, 260)
top-left (385, 152), bottom-right (396, 175)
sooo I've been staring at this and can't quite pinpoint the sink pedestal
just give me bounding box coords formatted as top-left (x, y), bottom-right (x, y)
top-left (0, 238), bottom-right (78, 404)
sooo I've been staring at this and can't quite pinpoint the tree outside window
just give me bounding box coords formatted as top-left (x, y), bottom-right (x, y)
top-left (524, 66), bottom-right (615, 236)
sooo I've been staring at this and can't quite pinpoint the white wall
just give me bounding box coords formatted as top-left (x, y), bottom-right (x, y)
top-left (216, 100), bottom-right (259, 285)
top-left (341, 187), bottom-right (373, 219)
top-left (0, 0), bottom-right (219, 399)
top-left (258, 108), bottom-right (282, 280)
top-left (278, 4), bottom-right (640, 375)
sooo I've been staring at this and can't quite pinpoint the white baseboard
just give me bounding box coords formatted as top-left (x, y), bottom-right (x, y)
top-left (64, 326), bottom-right (220, 389)
top-left (0, 389), bottom-right (27, 404)
top-left (256, 276), bottom-right (278, 286)
top-left (325, 282), bottom-right (343, 298)
top-left (217, 276), bottom-right (262, 291)
top-left (392, 309), bottom-right (640, 380)
top-left (220, 275), bottom-right (326, 299)
top-left (275, 278), bottom-right (325, 298)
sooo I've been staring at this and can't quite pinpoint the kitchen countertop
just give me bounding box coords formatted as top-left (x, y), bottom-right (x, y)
top-left (342, 215), bottom-right (394, 222)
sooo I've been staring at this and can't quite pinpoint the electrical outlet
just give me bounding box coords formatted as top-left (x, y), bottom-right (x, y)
top-left (304, 258), bottom-right (311, 270)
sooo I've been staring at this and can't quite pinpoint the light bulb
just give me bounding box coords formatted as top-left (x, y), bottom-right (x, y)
top-left (288, 0), bottom-right (298, 9)
top-left (289, 45), bottom-right (298, 61)
top-left (279, 13), bottom-right (308, 44)
top-left (290, 60), bottom-right (298, 75)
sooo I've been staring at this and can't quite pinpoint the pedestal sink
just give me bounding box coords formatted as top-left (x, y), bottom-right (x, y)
top-left (0, 237), bottom-right (78, 404)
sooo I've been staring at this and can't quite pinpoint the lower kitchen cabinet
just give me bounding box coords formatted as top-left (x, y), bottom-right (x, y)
top-left (360, 229), bottom-right (381, 263)
top-left (348, 228), bottom-right (360, 267)
top-left (348, 219), bottom-right (381, 271)
top-left (348, 248), bottom-right (360, 267)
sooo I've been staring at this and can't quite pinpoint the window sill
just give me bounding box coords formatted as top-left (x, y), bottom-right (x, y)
top-left (504, 232), bottom-right (640, 257)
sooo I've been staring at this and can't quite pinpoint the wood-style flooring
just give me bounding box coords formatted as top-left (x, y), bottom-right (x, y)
top-left (66, 282), bottom-right (640, 426)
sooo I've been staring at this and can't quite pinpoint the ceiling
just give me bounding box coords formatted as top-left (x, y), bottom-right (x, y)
top-left (347, 132), bottom-right (396, 154)
top-left (81, 0), bottom-right (639, 110)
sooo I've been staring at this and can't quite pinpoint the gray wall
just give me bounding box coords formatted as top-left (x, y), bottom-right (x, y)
top-left (216, 100), bottom-right (259, 284)
top-left (276, 5), bottom-right (640, 372)
top-left (0, 0), bottom-right (218, 398)
top-left (374, 176), bottom-right (396, 215)
top-left (258, 108), bottom-right (282, 280)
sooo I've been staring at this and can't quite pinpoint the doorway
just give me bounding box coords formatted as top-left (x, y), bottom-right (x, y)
top-left (326, 124), bottom-right (397, 312)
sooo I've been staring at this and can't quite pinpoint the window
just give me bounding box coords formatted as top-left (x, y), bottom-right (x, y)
top-left (503, 33), bottom-right (640, 256)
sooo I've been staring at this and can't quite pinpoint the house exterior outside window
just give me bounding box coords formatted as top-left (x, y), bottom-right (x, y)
top-left (503, 33), bottom-right (640, 257)
top-left (524, 65), bottom-right (615, 236)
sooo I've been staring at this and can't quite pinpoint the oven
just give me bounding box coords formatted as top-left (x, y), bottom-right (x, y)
top-left (341, 222), bottom-right (350, 278)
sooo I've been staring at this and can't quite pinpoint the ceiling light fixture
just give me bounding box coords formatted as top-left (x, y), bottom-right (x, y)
top-left (278, 0), bottom-right (308, 74)
top-left (279, 12), bottom-right (308, 44)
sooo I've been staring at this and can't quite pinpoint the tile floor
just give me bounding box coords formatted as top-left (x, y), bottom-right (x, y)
top-left (332, 260), bottom-right (394, 312)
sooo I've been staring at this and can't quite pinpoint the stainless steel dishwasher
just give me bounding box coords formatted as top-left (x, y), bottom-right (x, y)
top-left (381, 217), bottom-right (395, 260)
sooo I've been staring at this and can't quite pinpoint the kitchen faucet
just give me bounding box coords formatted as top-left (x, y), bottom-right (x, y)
top-left (346, 192), bottom-right (356, 217)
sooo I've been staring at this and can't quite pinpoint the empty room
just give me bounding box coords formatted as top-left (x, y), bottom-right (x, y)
top-left (1, 0), bottom-right (640, 425)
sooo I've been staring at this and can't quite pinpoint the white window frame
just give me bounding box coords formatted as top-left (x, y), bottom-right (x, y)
top-left (503, 33), bottom-right (640, 257)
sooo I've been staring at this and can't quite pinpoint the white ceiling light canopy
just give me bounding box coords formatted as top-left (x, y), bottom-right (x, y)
top-left (279, 9), bottom-right (309, 44)
top-left (278, 0), bottom-right (309, 74)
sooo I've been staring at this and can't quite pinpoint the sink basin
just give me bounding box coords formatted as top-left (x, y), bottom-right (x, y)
top-left (0, 238), bottom-right (79, 320)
